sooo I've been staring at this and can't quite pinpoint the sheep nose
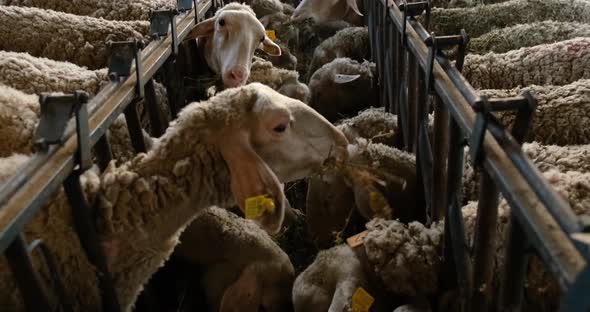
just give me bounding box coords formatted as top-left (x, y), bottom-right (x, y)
top-left (224, 67), bottom-right (248, 88)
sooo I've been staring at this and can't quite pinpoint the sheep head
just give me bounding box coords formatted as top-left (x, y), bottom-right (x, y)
top-left (218, 83), bottom-right (349, 235)
top-left (184, 3), bottom-right (281, 89)
top-left (291, 0), bottom-right (363, 25)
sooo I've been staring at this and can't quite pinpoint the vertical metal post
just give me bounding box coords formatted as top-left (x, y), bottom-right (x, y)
top-left (124, 99), bottom-right (148, 153)
top-left (4, 235), bottom-right (52, 312)
top-left (391, 10), bottom-right (401, 116)
top-left (95, 134), bottom-right (113, 172)
top-left (431, 96), bottom-right (449, 221)
top-left (470, 170), bottom-right (500, 312)
top-left (499, 218), bottom-right (529, 312)
top-left (64, 172), bottom-right (121, 312)
top-left (406, 54), bottom-right (419, 152)
top-left (144, 79), bottom-right (168, 138)
top-left (161, 57), bottom-right (186, 118)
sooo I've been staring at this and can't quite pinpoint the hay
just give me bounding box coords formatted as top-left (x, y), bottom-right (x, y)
top-left (425, 0), bottom-right (590, 37)
top-left (273, 208), bottom-right (319, 275)
top-left (468, 21), bottom-right (590, 54)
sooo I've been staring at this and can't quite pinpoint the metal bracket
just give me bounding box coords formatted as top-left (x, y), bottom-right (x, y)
top-left (399, 1), bottom-right (428, 48)
top-left (177, 0), bottom-right (193, 12)
top-left (424, 31), bottom-right (469, 93)
top-left (508, 91), bottom-right (537, 144)
top-left (150, 9), bottom-right (180, 55)
top-left (33, 91), bottom-right (91, 171)
top-left (469, 96), bottom-right (491, 167)
top-left (107, 39), bottom-right (145, 97)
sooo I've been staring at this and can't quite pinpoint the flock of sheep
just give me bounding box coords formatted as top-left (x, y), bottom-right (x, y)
top-left (0, 0), bottom-right (588, 311)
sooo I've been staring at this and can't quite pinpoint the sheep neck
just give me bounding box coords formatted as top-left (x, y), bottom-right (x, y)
top-left (97, 101), bottom-right (242, 310)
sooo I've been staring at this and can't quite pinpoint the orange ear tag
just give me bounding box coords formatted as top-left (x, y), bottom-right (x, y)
top-left (351, 287), bottom-right (374, 312)
top-left (265, 30), bottom-right (276, 41)
top-left (346, 230), bottom-right (369, 248)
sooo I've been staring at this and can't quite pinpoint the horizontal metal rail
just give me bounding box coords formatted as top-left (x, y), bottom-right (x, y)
top-left (367, 0), bottom-right (588, 309)
top-left (0, 0), bottom-right (212, 253)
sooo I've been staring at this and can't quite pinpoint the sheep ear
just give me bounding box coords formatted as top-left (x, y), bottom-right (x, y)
top-left (219, 264), bottom-right (262, 312)
top-left (218, 128), bottom-right (286, 235)
top-left (259, 15), bottom-right (271, 28)
top-left (346, 0), bottom-right (363, 16)
top-left (184, 17), bottom-right (215, 41)
top-left (334, 74), bottom-right (361, 84)
top-left (259, 37), bottom-right (282, 56)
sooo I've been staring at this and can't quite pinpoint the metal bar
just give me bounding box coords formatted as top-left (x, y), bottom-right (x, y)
top-left (94, 134), bottom-right (113, 172)
top-left (499, 217), bottom-right (529, 311)
top-left (144, 78), bottom-right (169, 137)
top-left (160, 56), bottom-right (186, 117)
top-left (470, 170), bottom-right (500, 312)
top-left (63, 172), bottom-right (120, 312)
top-left (391, 16), bottom-right (401, 116)
top-left (406, 53), bottom-right (418, 150)
top-left (0, 0), bottom-right (213, 253)
top-left (124, 98), bottom-right (148, 153)
top-left (381, 0), bottom-right (585, 288)
top-left (431, 96), bottom-right (449, 221)
top-left (4, 234), bottom-right (52, 312)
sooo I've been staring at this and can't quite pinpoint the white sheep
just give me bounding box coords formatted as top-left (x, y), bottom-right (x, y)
top-left (308, 57), bottom-right (377, 122)
top-left (0, 84), bottom-right (42, 158)
top-left (183, 3), bottom-right (282, 89)
top-left (0, 83), bottom-right (349, 311)
top-left (174, 206), bottom-right (295, 311)
top-left (335, 107), bottom-right (399, 147)
top-left (248, 56), bottom-right (310, 103)
top-left (463, 37), bottom-right (590, 90)
top-left (308, 26), bottom-right (369, 80)
top-left (1, 0), bottom-right (175, 21)
top-left (291, 0), bottom-right (364, 26)
top-left (467, 21), bottom-right (590, 54)
top-left (427, 0), bottom-right (590, 37)
top-left (478, 79), bottom-right (590, 145)
top-left (0, 5), bottom-right (149, 70)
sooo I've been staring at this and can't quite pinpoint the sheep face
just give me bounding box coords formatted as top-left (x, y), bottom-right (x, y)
top-left (218, 83), bottom-right (348, 234)
top-left (185, 4), bottom-right (281, 88)
top-left (219, 261), bottom-right (295, 312)
top-left (291, 0), bottom-right (363, 25)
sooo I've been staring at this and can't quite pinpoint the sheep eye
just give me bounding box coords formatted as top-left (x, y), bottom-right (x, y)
top-left (218, 18), bottom-right (225, 26)
top-left (273, 123), bottom-right (287, 133)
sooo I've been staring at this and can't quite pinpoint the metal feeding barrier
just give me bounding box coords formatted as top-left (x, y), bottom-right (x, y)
top-left (364, 0), bottom-right (590, 311)
top-left (0, 0), bottom-right (215, 311)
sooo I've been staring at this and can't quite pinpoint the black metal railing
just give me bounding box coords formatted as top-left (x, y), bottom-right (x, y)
top-left (364, 0), bottom-right (590, 311)
top-left (0, 0), bottom-right (216, 311)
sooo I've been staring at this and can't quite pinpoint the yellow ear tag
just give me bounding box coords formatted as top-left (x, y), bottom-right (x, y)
top-left (369, 191), bottom-right (388, 212)
top-left (346, 230), bottom-right (369, 248)
top-left (265, 30), bottom-right (276, 41)
top-left (245, 195), bottom-right (275, 219)
top-left (351, 287), bottom-right (374, 312)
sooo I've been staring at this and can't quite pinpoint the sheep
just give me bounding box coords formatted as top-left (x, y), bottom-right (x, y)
top-left (477, 79), bottom-right (590, 145)
top-left (335, 107), bottom-right (399, 147)
top-left (0, 83), bottom-right (349, 311)
top-left (0, 84), bottom-right (41, 158)
top-left (426, 0), bottom-right (590, 38)
top-left (292, 244), bottom-right (393, 312)
top-left (467, 21), bottom-right (590, 55)
top-left (307, 26), bottom-right (370, 81)
top-left (1, 0), bottom-right (175, 21)
top-left (462, 142), bottom-right (590, 203)
top-left (183, 3), bottom-right (282, 89)
top-left (248, 57), bottom-right (310, 103)
top-left (291, 0), bottom-right (364, 26)
top-left (308, 58), bottom-right (377, 122)
top-left (174, 207), bottom-right (295, 312)
top-left (463, 37), bottom-right (590, 90)
top-left (306, 138), bottom-right (416, 249)
top-left (0, 5), bottom-right (149, 70)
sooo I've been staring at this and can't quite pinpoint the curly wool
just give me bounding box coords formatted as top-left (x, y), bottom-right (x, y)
top-left (463, 37), bottom-right (590, 90)
top-left (0, 85), bottom-right (41, 157)
top-left (0, 5), bottom-right (150, 70)
top-left (468, 21), bottom-right (590, 54)
top-left (363, 219), bottom-right (444, 297)
top-left (0, 51), bottom-right (108, 95)
top-left (463, 142), bottom-right (590, 203)
top-left (336, 107), bottom-right (398, 147)
top-left (308, 58), bottom-right (377, 122)
top-left (248, 57), bottom-right (310, 103)
top-left (2, 0), bottom-right (175, 21)
top-left (478, 79), bottom-right (590, 145)
top-left (308, 26), bottom-right (369, 80)
top-left (426, 0), bottom-right (590, 37)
